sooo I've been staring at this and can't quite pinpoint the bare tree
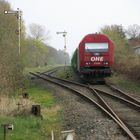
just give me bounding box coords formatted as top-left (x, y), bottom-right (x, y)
top-left (126, 24), bottom-right (140, 39)
top-left (29, 23), bottom-right (49, 41)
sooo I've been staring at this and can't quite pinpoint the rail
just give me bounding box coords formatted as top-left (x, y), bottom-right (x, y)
top-left (30, 72), bottom-right (139, 140)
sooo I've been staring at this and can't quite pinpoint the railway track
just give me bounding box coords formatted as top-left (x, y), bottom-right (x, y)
top-left (91, 84), bottom-right (140, 139)
top-left (30, 71), bottom-right (140, 140)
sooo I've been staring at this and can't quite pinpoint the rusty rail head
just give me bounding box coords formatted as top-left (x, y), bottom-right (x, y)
top-left (93, 87), bottom-right (140, 109)
top-left (88, 86), bottom-right (137, 140)
top-left (106, 83), bottom-right (140, 106)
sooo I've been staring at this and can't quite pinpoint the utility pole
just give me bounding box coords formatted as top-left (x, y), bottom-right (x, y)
top-left (56, 31), bottom-right (67, 70)
top-left (4, 8), bottom-right (22, 55)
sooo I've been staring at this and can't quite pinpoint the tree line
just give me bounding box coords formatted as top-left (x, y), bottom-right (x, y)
top-left (23, 23), bottom-right (70, 67)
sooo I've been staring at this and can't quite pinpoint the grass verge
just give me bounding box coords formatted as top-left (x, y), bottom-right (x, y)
top-left (107, 73), bottom-right (140, 95)
top-left (0, 79), bottom-right (62, 140)
top-left (24, 65), bottom-right (62, 75)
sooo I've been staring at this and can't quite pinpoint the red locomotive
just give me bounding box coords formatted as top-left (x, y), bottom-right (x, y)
top-left (71, 33), bottom-right (114, 82)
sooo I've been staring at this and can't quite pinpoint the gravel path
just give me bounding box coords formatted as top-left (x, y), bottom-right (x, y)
top-left (32, 78), bottom-right (129, 140)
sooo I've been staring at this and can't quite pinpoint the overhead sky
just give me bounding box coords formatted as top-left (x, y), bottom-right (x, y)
top-left (7, 0), bottom-right (140, 56)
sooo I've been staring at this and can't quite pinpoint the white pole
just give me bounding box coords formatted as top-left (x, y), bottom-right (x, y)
top-left (51, 130), bottom-right (54, 140)
top-left (63, 33), bottom-right (67, 70)
top-left (17, 8), bottom-right (22, 55)
top-left (66, 134), bottom-right (74, 140)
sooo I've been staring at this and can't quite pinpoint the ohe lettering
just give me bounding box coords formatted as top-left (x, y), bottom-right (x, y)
top-left (91, 57), bottom-right (103, 62)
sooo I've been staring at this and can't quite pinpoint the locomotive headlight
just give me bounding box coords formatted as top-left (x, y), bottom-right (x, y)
top-left (85, 62), bottom-right (91, 65)
top-left (104, 62), bottom-right (109, 65)
top-left (106, 62), bottom-right (109, 65)
top-left (94, 53), bottom-right (100, 56)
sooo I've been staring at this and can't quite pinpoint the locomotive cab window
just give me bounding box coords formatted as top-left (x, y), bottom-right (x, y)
top-left (85, 43), bottom-right (109, 52)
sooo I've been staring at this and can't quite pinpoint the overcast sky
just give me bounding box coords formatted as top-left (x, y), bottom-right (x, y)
top-left (7, 0), bottom-right (140, 56)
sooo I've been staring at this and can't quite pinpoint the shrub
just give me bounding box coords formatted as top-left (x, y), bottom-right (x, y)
top-left (101, 25), bottom-right (140, 82)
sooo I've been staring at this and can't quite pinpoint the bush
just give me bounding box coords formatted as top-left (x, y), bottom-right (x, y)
top-left (101, 25), bottom-right (140, 82)
top-left (113, 55), bottom-right (140, 81)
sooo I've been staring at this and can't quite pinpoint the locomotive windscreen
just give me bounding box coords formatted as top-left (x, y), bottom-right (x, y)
top-left (85, 43), bottom-right (108, 52)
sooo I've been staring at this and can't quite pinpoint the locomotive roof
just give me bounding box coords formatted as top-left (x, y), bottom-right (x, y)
top-left (79, 33), bottom-right (112, 44)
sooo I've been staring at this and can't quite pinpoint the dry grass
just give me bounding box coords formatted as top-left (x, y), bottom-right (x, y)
top-left (113, 55), bottom-right (140, 82)
top-left (41, 105), bottom-right (62, 118)
top-left (0, 94), bottom-right (61, 118)
top-left (0, 95), bottom-right (33, 116)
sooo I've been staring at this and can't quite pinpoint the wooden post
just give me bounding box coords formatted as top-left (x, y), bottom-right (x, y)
top-left (22, 92), bottom-right (29, 99)
top-left (3, 125), bottom-right (6, 140)
top-left (31, 105), bottom-right (41, 116)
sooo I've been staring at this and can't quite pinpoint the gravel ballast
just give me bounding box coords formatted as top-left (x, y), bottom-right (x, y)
top-left (33, 78), bottom-right (129, 140)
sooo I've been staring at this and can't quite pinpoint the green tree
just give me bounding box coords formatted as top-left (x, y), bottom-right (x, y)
top-left (100, 25), bottom-right (129, 60)
top-left (21, 39), bottom-right (48, 67)
top-left (22, 37), bottom-right (70, 67)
